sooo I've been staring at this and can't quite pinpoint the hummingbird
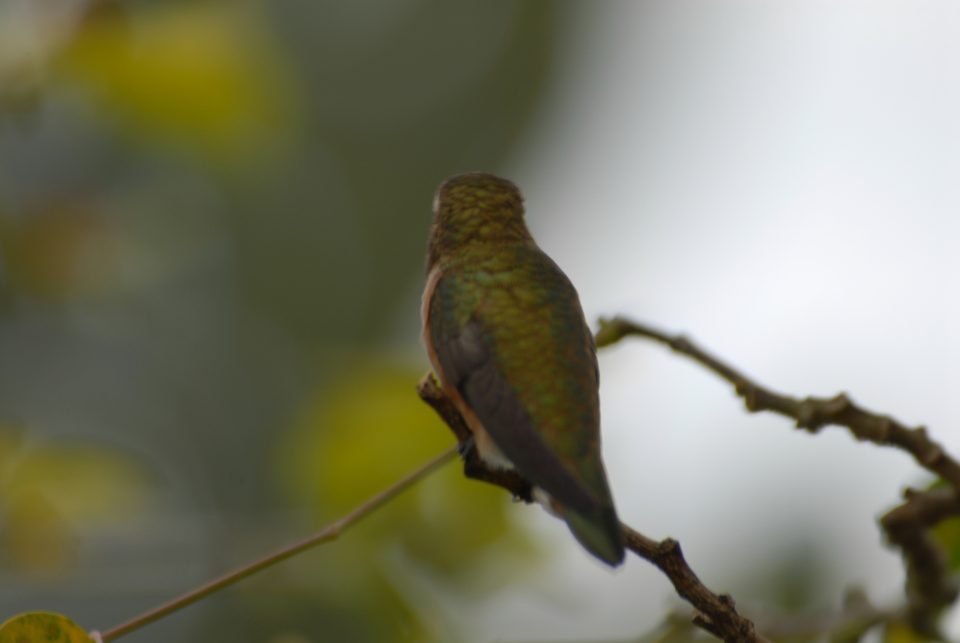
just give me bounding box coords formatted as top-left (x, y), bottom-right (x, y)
top-left (421, 172), bottom-right (625, 566)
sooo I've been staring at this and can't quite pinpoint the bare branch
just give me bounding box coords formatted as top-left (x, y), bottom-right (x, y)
top-left (596, 315), bottom-right (960, 636)
top-left (417, 373), bottom-right (769, 643)
top-left (622, 525), bottom-right (769, 642)
top-left (881, 487), bottom-right (960, 633)
top-left (594, 316), bottom-right (960, 487)
top-left (93, 446), bottom-right (459, 642)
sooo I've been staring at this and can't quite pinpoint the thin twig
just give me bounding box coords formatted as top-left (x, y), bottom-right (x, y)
top-left (621, 525), bottom-right (769, 642)
top-left (91, 445), bottom-right (459, 642)
top-left (595, 315), bottom-right (960, 636)
top-left (417, 374), bottom-right (769, 642)
top-left (595, 316), bottom-right (960, 487)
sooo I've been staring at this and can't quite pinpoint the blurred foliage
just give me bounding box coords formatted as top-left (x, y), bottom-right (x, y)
top-left (0, 201), bottom-right (123, 302)
top-left (0, 0), bottom-right (567, 640)
top-left (264, 358), bottom-right (542, 641)
top-left (0, 611), bottom-right (93, 643)
top-left (57, 2), bottom-right (296, 165)
top-left (928, 478), bottom-right (960, 572)
top-left (736, 538), bottom-right (834, 618)
top-left (633, 613), bottom-right (708, 643)
top-left (280, 358), bottom-right (540, 573)
top-left (883, 620), bottom-right (930, 643)
top-left (932, 514), bottom-right (960, 571)
top-left (0, 424), bottom-right (150, 577)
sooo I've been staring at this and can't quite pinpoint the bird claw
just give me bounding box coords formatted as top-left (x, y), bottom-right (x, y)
top-left (457, 435), bottom-right (476, 457)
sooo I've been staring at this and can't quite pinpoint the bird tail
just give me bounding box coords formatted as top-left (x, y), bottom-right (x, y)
top-left (564, 504), bottom-right (625, 566)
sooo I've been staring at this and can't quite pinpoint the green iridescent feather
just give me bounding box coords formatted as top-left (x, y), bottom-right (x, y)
top-left (424, 173), bottom-right (624, 565)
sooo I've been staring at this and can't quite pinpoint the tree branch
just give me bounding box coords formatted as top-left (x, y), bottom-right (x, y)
top-left (594, 317), bottom-right (960, 486)
top-left (417, 374), bottom-right (768, 643)
top-left (92, 445), bottom-right (459, 642)
top-left (621, 525), bottom-right (768, 641)
top-left (595, 315), bottom-right (960, 636)
top-left (881, 487), bottom-right (960, 633)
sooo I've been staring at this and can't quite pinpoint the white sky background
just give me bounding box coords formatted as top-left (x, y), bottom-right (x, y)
top-left (461, 2), bottom-right (960, 640)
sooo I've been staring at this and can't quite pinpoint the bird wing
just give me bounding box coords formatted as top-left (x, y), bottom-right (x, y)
top-left (426, 272), bottom-right (598, 516)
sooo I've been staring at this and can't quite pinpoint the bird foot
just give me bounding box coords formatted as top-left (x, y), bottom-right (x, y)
top-left (457, 435), bottom-right (476, 457)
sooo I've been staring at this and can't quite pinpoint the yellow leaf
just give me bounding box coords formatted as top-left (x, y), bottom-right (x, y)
top-left (58, 4), bottom-right (296, 161)
top-left (931, 515), bottom-right (960, 570)
top-left (0, 204), bottom-right (121, 301)
top-left (6, 441), bottom-right (147, 524)
top-left (884, 621), bottom-right (931, 643)
top-left (2, 491), bottom-right (75, 575)
top-left (280, 359), bottom-right (452, 514)
top-left (0, 433), bottom-right (150, 575)
top-left (0, 612), bottom-right (94, 643)
top-left (0, 425), bottom-right (24, 477)
top-left (277, 357), bottom-right (540, 575)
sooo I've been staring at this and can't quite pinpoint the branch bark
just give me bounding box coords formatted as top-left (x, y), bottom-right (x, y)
top-left (621, 525), bottom-right (767, 641)
top-left (417, 374), bottom-right (768, 643)
top-left (595, 315), bottom-right (960, 636)
top-left (594, 317), bottom-right (960, 486)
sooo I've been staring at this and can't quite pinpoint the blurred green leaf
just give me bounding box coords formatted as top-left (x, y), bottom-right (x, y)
top-left (882, 620), bottom-right (930, 643)
top-left (57, 3), bottom-right (296, 162)
top-left (3, 491), bottom-right (76, 576)
top-left (0, 428), bottom-right (150, 576)
top-left (930, 514), bottom-right (960, 570)
top-left (0, 202), bottom-right (122, 302)
top-left (924, 477), bottom-right (960, 570)
top-left (268, 357), bottom-right (542, 641)
top-left (0, 424), bottom-right (24, 475)
top-left (279, 357), bottom-right (539, 573)
top-left (0, 611), bottom-right (93, 643)
top-left (5, 441), bottom-right (147, 524)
